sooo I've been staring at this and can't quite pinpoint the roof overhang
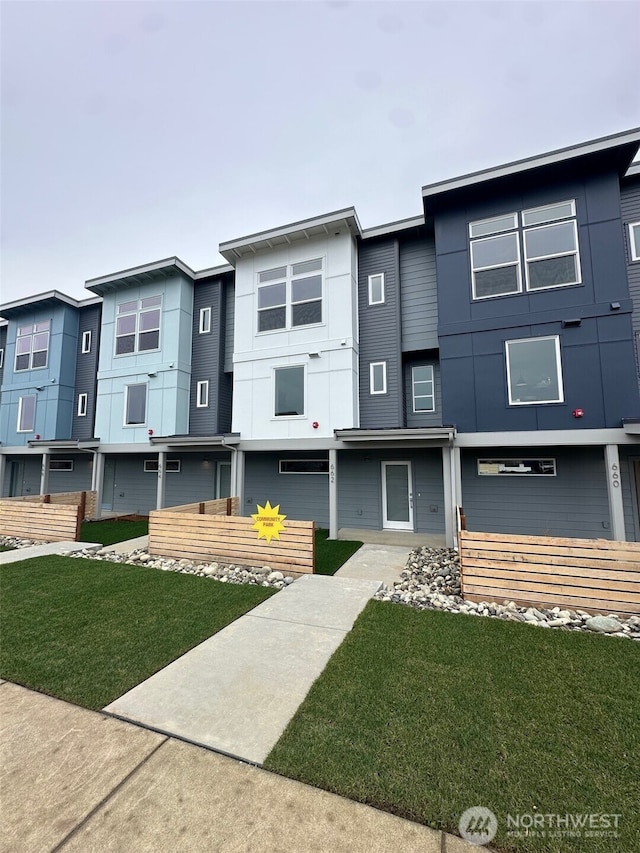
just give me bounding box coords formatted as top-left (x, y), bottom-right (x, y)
top-left (194, 263), bottom-right (234, 280)
top-left (0, 290), bottom-right (101, 318)
top-left (361, 215), bottom-right (426, 240)
top-left (85, 257), bottom-right (196, 295)
top-left (334, 427), bottom-right (456, 446)
top-left (26, 439), bottom-right (100, 450)
top-left (219, 208), bottom-right (362, 264)
top-left (148, 434), bottom-right (241, 447)
top-left (622, 419), bottom-right (640, 435)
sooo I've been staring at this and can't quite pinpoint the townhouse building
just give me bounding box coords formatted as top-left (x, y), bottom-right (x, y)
top-left (2, 128), bottom-right (640, 547)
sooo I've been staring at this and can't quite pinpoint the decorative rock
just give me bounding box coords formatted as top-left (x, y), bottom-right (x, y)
top-left (585, 615), bottom-right (624, 634)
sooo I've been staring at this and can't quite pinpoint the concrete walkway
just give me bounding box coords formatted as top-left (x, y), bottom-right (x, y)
top-left (104, 574), bottom-right (382, 764)
top-left (0, 540), bottom-right (101, 564)
top-left (1, 682), bottom-right (478, 853)
top-left (335, 542), bottom-right (411, 586)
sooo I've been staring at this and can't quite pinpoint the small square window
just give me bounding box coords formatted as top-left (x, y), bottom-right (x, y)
top-left (368, 274), bottom-right (385, 305)
top-left (81, 330), bottom-right (92, 353)
top-left (506, 336), bottom-right (564, 405)
top-left (370, 362), bottom-right (387, 395)
top-left (124, 383), bottom-right (147, 425)
top-left (77, 393), bottom-right (88, 417)
top-left (199, 307), bottom-right (212, 334)
top-left (629, 223), bottom-right (640, 262)
top-left (196, 380), bottom-right (209, 408)
top-left (275, 365), bottom-right (304, 416)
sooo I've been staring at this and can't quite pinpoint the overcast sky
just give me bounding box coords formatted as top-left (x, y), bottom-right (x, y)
top-left (1, 0), bottom-right (639, 304)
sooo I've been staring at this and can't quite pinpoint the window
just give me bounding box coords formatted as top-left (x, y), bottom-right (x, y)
top-left (15, 321), bottom-right (50, 371)
top-left (258, 260), bottom-right (323, 332)
top-left (0, 348), bottom-right (4, 368)
top-left (77, 393), bottom-right (88, 417)
top-left (279, 459), bottom-right (329, 474)
top-left (505, 336), bottom-right (564, 405)
top-left (81, 330), bottom-right (91, 353)
top-left (17, 395), bottom-right (36, 432)
top-left (144, 459), bottom-right (181, 473)
top-left (199, 307), bottom-right (211, 334)
top-left (368, 273), bottom-right (385, 305)
top-left (49, 459), bottom-right (74, 472)
top-left (196, 380), bottom-right (209, 408)
top-left (124, 383), bottom-right (147, 425)
top-left (115, 296), bottom-right (161, 355)
top-left (630, 223), bottom-right (640, 262)
top-left (370, 361), bottom-right (387, 395)
top-left (412, 365), bottom-right (435, 412)
top-left (478, 458), bottom-right (556, 476)
top-left (469, 200), bottom-right (581, 299)
top-left (275, 365), bottom-right (304, 416)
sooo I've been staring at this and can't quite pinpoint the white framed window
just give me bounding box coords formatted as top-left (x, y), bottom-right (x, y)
top-left (0, 348), bottom-right (4, 368)
top-left (505, 336), bottom-right (564, 405)
top-left (279, 459), bottom-right (329, 474)
top-left (124, 383), bottom-right (147, 425)
top-left (274, 365), bottom-right (305, 417)
top-left (199, 307), bottom-right (212, 334)
top-left (470, 213), bottom-right (521, 299)
top-left (115, 296), bottom-right (161, 355)
top-left (477, 458), bottom-right (557, 476)
top-left (258, 259), bottom-right (323, 332)
top-left (144, 458), bottom-right (181, 473)
top-left (77, 393), bottom-right (88, 417)
top-left (368, 273), bottom-right (385, 305)
top-left (412, 365), bottom-right (435, 412)
top-left (196, 380), bottom-right (209, 408)
top-left (17, 395), bottom-right (36, 432)
top-left (629, 222), bottom-right (640, 262)
top-left (15, 321), bottom-right (50, 371)
top-left (49, 459), bottom-right (74, 472)
top-left (81, 330), bottom-right (92, 353)
top-left (370, 361), bottom-right (387, 395)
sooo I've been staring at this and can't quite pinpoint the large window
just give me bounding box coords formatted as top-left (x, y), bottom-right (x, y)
top-left (124, 383), bottom-right (147, 425)
top-left (505, 336), bottom-right (564, 405)
top-left (274, 365), bottom-right (304, 416)
top-left (370, 361), bottom-right (387, 395)
top-left (258, 260), bottom-right (322, 332)
top-left (470, 201), bottom-right (581, 299)
top-left (115, 296), bottom-right (161, 355)
top-left (412, 365), bottom-right (435, 412)
top-left (15, 321), bottom-right (50, 371)
top-left (17, 395), bottom-right (36, 432)
top-left (630, 223), bottom-right (640, 262)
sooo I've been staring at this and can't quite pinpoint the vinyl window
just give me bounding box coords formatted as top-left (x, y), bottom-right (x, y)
top-left (505, 336), bottom-right (564, 405)
top-left (15, 321), bottom-right (50, 371)
top-left (49, 459), bottom-right (74, 472)
top-left (370, 361), bottom-right (387, 395)
top-left (144, 459), bottom-right (181, 473)
top-left (412, 365), bottom-right (435, 412)
top-left (368, 273), bottom-right (385, 305)
top-left (124, 383), bottom-right (147, 425)
top-left (196, 380), bottom-right (209, 408)
top-left (279, 459), bottom-right (329, 474)
top-left (115, 296), bottom-right (161, 355)
top-left (274, 365), bottom-right (304, 416)
top-left (199, 307), bottom-right (212, 334)
top-left (629, 223), bottom-right (640, 262)
top-left (81, 330), bottom-right (92, 353)
top-left (258, 260), bottom-right (323, 332)
top-left (77, 393), bottom-right (88, 417)
top-left (17, 395), bottom-right (36, 432)
top-left (0, 348), bottom-right (4, 368)
top-left (477, 458), bottom-right (557, 476)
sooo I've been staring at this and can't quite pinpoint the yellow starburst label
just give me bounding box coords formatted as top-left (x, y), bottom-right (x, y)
top-left (251, 501), bottom-right (287, 543)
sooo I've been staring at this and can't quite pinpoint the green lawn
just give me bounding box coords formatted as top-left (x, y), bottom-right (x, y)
top-left (314, 528), bottom-right (362, 575)
top-left (0, 545), bottom-right (15, 552)
top-left (265, 602), bottom-right (640, 853)
top-left (0, 556), bottom-right (273, 709)
top-left (80, 518), bottom-right (149, 545)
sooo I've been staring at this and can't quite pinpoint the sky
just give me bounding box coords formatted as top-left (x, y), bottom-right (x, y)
top-left (1, 0), bottom-right (639, 304)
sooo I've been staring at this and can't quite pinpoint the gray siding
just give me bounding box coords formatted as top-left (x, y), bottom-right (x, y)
top-left (620, 176), bottom-right (640, 387)
top-left (619, 446), bottom-right (640, 542)
top-left (190, 279), bottom-right (227, 435)
top-left (0, 325), bottom-right (7, 389)
top-left (6, 456), bottom-right (41, 496)
top-left (358, 239), bottom-right (403, 428)
top-left (461, 447), bottom-right (612, 539)
top-left (403, 358), bottom-right (443, 428)
top-left (224, 281), bottom-right (235, 373)
top-left (48, 454), bottom-right (93, 493)
top-left (243, 452), bottom-right (330, 527)
top-left (72, 305), bottom-right (101, 440)
top-left (399, 237), bottom-right (438, 351)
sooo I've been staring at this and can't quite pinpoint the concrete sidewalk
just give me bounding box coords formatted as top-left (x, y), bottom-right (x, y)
top-left (104, 574), bottom-right (382, 764)
top-left (0, 540), bottom-right (101, 564)
top-left (1, 682), bottom-right (477, 853)
top-left (335, 542), bottom-right (411, 586)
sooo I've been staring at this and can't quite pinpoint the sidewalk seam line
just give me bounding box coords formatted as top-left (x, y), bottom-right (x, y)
top-left (246, 613), bottom-right (352, 632)
top-left (49, 735), bottom-right (169, 853)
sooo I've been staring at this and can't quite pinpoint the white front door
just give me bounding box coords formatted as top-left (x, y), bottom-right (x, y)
top-left (382, 461), bottom-right (413, 530)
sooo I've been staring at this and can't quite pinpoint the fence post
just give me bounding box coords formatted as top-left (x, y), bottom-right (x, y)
top-left (75, 505), bottom-right (82, 541)
top-left (43, 494), bottom-right (51, 504)
top-left (199, 502), bottom-right (205, 514)
top-left (226, 497), bottom-right (232, 516)
top-left (79, 491), bottom-right (87, 521)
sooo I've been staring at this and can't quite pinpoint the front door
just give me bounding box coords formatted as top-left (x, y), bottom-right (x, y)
top-left (382, 461), bottom-right (413, 530)
top-left (9, 460), bottom-right (24, 497)
top-left (217, 462), bottom-right (231, 498)
top-left (102, 458), bottom-right (116, 511)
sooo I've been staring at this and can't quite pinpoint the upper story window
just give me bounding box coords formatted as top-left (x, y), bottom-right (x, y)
top-left (629, 223), bottom-right (640, 262)
top-left (0, 348), bottom-right (4, 368)
top-left (274, 365), bottom-right (305, 417)
top-left (257, 260), bottom-right (322, 332)
top-left (196, 380), bottom-right (209, 408)
top-left (15, 321), bottom-right (50, 371)
top-left (124, 383), bottom-right (147, 425)
top-left (470, 201), bottom-right (580, 300)
top-left (77, 393), bottom-right (88, 417)
top-left (505, 335), bottom-right (564, 405)
top-left (81, 330), bottom-right (92, 353)
top-left (115, 296), bottom-right (161, 355)
top-left (368, 273), bottom-right (385, 305)
top-left (199, 307), bottom-right (212, 334)
top-left (369, 361), bottom-right (387, 395)
top-left (412, 365), bottom-right (435, 412)
top-left (17, 395), bottom-right (36, 432)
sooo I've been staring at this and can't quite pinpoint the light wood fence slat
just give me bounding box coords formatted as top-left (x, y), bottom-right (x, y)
top-left (459, 530), bottom-right (640, 617)
top-left (0, 500), bottom-right (81, 542)
top-left (3, 491), bottom-right (97, 520)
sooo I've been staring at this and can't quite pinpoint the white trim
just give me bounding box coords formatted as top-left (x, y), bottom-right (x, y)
top-left (469, 211), bottom-right (518, 238)
top-left (257, 259), bottom-right (324, 334)
top-left (523, 219), bottom-right (581, 291)
top-left (144, 458), bottom-right (181, 473)
top-left (370, 361), bottom-right (387, 395)
top-left (368, 273), bottom-right (385, 305)
top-left (0, 348), bottom-right (4, 368)
top-left (49, 458), bottom-right (74, 472)
top-left (411, 365), bottom-right (435, 413)
top-left (199, 306), bottom-right (212, 334)
top-left (470, 231), bottom-right (522, 300)
top-left (274, 364), bottom-right (306, 418)
top-left (81, 330), bottom-right (92, 353)
top-left (17, 395), bottom-right (36, 432)
top-left (382, 461), bottom-right (414, 531)
top-left (629, 222), bottom-right (640, 262)
top-left (115, 296), bottom-right (162, 357)
top-left (123, 383), bottom-right (147, 426)
top-left (505, 335), bottom-right (564, 406)
top-left (196, 380), bottom-right (209, 408)
top-left (477, 458), bottom-right (557, 476)
top-left (279, 459), bottom-right (329, 474)
top-left (77, 393), bottom-right (88, 417)
top-left (522, 199), bottom-right (576, 227)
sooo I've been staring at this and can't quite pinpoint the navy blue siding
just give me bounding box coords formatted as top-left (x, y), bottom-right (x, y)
top-left (0, 325), bottom-right (7, 389)
top-left (190, 277), bottom-right (232, 435)
top-left (358, 239), bottom-right (403, 428)
top-left (403, 357), bottom-right (443, 428)
top-left (399, 236), bottom-right (438, 351)
top-left (620, 175), bottom-right (640, 387)
top-left (71, 305), bottom-right (101, 440)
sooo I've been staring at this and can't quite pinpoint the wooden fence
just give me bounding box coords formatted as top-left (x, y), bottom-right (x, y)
top-left (148, 504), bottom-right (314, 573)
top-left (0, 499), bottom-right (82, 542)
top-left (3, 490), bottom-right (97, 521)
top-left (459, 530), bottom-right (640, 617)
top-left (164, 497), bottom-right (239, 515)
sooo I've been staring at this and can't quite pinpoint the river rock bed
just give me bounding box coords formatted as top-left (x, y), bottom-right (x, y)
top-left (374, 545), bottom-right (640, 640)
